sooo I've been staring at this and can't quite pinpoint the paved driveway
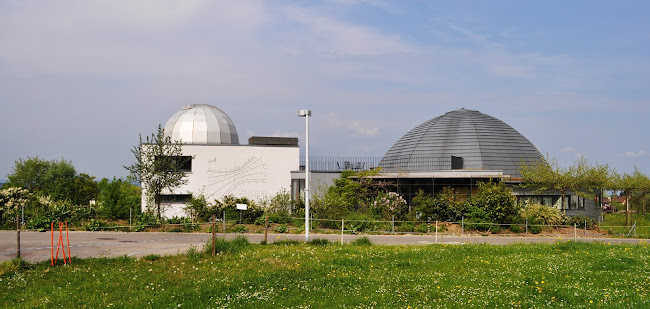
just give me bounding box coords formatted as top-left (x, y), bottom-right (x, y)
top-left (1, 230), bottom-right (646, 263)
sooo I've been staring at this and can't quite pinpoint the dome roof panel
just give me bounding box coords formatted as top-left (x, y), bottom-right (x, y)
top-left (163, 104), bottom-right (239, 145)
top-left (379, 108), bottom-right (542, 177)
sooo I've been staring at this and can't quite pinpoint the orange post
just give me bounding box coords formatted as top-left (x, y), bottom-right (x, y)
top-left (65, 221), bottom-right (71, 264)
top-left (51, 222), bottom-right (54, 266)
top-left (59, 222), bottom-right (67, 265)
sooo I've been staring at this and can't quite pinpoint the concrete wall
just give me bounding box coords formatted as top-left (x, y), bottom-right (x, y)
top-left (142, 144), bottom-right (299, 217)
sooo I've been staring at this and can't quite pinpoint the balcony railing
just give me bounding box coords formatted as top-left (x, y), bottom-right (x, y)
top-left (299, 155), bottom-right (456, 172)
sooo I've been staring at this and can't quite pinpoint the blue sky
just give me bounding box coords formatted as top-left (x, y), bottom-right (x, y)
top-left (0, 0), bottom-right (648, 180)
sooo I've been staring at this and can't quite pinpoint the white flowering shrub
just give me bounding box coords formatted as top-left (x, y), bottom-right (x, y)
top-left (371, 192), bottom-right (407, 219)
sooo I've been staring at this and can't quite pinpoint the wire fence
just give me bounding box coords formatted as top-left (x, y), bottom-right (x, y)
top-left (33, 215), bottom-right (648, 239)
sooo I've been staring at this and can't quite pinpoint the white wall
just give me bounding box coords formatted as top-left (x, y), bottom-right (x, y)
top-left (142, 144), bottom-right (299, 217)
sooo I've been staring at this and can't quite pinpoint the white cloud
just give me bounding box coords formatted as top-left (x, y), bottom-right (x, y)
top-left (350, 121), bottom-right (379, 136)
top-left (623, 150), bottom-right (648, 158)
top-left (561, 147), bottom-right (577, 152)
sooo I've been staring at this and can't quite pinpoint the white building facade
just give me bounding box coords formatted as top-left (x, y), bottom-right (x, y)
top-left (143, 104), bottom-right (299, 217)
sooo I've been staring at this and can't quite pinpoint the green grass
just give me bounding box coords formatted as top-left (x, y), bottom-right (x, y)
top-left (1, 241), bottom-right (650, 308)
top-left (601, 213), bottom-right (650, 237)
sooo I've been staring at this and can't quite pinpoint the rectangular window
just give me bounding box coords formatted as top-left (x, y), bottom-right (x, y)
top-left (155, 156), bottom-right (192, 173)
top-left (159, 194), bottom-right (191, 204)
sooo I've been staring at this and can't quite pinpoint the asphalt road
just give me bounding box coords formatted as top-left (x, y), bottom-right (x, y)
top-left (1, 230), bottom-right (647, 263)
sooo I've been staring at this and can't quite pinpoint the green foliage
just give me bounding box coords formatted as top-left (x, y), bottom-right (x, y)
top-left (350, 236), bottom-right (372, 245)
top-left (97, 177), bottom-right (141, 220)
top-left (371, 192), bottom-right (407, 220)
top-left (214, 195), bottom-right (263, 224)
top-left (564, 215), bottom-right (596, 229)
top-left (85, 219), bottom-right (107, 231)
top-left (519, 203), bottom-right (565, 226)
top-left (4, 157), bottom-right (98, 206)
top-left (273, 224), bottom-right (288, 233)
top-left (308, 238), bottom-right (330, 246)
top-left (509, 224), bottom-right (524, 233)
top-left (142, 254), bottom-right (160, 261)
top-left (344, 213), bottom-right (387, 233)
top-left (260, 189), bottom-right (295, 216)
top-left (204, 236), bottom-right (250, 254)
top-left (470, 181), bottom-right (518, 224)
top-left (124, 124), bottom-right (188, 219)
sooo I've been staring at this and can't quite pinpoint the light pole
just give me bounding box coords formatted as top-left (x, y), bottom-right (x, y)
top-left (298, 109), bottom-right (311, 242)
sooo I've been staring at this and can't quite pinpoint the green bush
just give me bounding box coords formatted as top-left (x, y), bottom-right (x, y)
top-left (520, 203), bottom-right (564, 226)
top-left (509, 224), bottom-right (524, 233)
top-left (528, 224), bottom-right (542, 234)
top-left (308, 238), bottom-right (330, 246)
top-left (396, 222), bottom-right (414, 233)
top-left (231, 225), bottom-right (247, 233)
top-left (85, 219), bottom-right (107, 231)
top-left (204, 236), bottom-right (250, 255)
top-left (350, 237), bottom-right (372, 246)
top-left (274, 224), bottom-right (288, 233)
top-left (415, 224), bottom-right (429, 233)
top-left (489, 225), bottom-right (502, 234)
top-left (565, 215), bottom-right (596, 229)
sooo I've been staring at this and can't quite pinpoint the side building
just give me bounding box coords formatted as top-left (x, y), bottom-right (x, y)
top-left (143, 104), bottom-right (299, 217)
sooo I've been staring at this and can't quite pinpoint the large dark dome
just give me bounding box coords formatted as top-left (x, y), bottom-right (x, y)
top-left (379, 108), bottom-right (542, 178)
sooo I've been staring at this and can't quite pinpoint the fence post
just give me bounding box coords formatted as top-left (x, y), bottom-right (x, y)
top-left (212, 215), bottom-right (216, 256)
top-left (435, 220), bottom-right (438, 244)
top-left (392, 216), bottom-right (395, 233)
top-left (341, 218), bottom-right (344, 245)
top-left (461, 216), bottom-right (464, 235)
top-left (574, 223), bottom-right (577, 241)
top-left (223, 211), bottom-right (226, 233)
top-left (264, 215), bottom-right (269, 244)
top-left (584, 220), bottom-right (587, 236)
top-left (525, 220), bottom-right (528, 235)
top-left (129, 208), bottom-right (132, 230)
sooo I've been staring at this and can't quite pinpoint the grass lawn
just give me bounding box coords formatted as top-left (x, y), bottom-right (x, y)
top-left (1, 239), bottom-right (649, 308)
top-left (601, 213), bottom-right (650, 237)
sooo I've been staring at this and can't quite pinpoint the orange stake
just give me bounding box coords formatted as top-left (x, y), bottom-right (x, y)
top-left (51, 222), bottom-right (54, 266)
top-left (65, 221), bottom-right (71, 264)
top-left (59, 222), bottom-right (67, 265)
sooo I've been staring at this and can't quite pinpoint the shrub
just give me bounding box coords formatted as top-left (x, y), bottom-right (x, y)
top-left (565, 215), bottom-right (596, 229)
top-left (308, 238), bottom-right (330, 246)
top-left (231, 225), bottom-right (247, 233)
top-left (489, 225), bottom-right (502, 234)
top-left (396, 222), bottom-right (414, 233)
top-left (204, 236), bottom-right (250, 254)
top-left (142, 254), bottom-right (160, 261)
top-left (350, 237), bottom-right (372, 246)
top-left (520, 203), bottom-right (564, 226)
top-left (272, 239), bottom-right (300, 246)
top-left (528, 223), bottom-right (542, 234)
top-left (470, 181), bottom-right (518, 224)
top-left (85, 219), bottom-right (106, 231)
top-left (509, 224), bottom-right (524, 233)
top-left (415, 224), bottom-right (429, 233)
top-left (274, 224), bottom-right (288, 233)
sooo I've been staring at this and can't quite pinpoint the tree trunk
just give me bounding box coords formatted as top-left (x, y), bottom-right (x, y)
top-left (626, 193), bottom-right (630, 227)
top-left (16, 214), bottom-right (21, 259)
top-left (642, 193), bottom-right (646, 216)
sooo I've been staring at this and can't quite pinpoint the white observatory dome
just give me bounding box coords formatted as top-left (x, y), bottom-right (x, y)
top-left (163, 104), bottom-right (239, 145)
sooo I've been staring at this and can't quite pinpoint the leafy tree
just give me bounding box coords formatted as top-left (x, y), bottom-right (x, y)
top-left (125, 125), bottom-right (188, 219)
top-left (4, 157), bottom-right (99, 206)
top-left (97, 177), bottom-right (141, 220)
top-left (0, 187), bottom-right (30, 259)
top-left (519, 155), bottom-right (609, 215)
top-left (610, 167), bottom-right (650, 226)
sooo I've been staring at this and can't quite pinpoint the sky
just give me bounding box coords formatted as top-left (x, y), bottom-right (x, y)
top-left (1, 0), bottom-right (649, 181)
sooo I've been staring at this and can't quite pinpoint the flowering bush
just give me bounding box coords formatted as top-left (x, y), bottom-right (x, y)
top-left (372, 192), bottom-right (406, 219)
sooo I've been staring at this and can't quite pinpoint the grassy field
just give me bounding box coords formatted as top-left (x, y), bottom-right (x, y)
top-left (1, 239), bottom-right (649, 308)
top-left (601, 213), bottom-right (650, 237)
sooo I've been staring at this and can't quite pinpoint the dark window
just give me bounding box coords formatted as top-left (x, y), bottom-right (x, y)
top-left (155, 156), bottom-right (192, 173)
top-left (159, 194), bottom-right (191, 204)
top-left (451, 156), bottom-right (464, 169)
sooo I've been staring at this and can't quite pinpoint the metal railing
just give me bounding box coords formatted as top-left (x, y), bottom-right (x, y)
top-left (299, 155), bottom-right (457, 172)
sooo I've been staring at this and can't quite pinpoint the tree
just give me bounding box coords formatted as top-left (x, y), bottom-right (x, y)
top-left (519, 155), bottom-right (610, 215)
top-left (610, 166), bottom-right (650, 226)
top-left (125, 125), bottom-right (188, 219)
top-left (4, 157), bottom-right (99, 205)
top-left (470, 181), bottom-right (518, 224)
top-left (97, 177), bottom-right (141, 219)
top-left (0, 187), bottom-right (31, 259)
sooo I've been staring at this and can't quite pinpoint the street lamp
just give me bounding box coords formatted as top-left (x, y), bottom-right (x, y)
top-left (298, 109), bottom-right (311, 242)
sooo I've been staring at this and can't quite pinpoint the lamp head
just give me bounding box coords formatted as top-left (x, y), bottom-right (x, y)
top-left (298, 110), bottom-right (311, 117)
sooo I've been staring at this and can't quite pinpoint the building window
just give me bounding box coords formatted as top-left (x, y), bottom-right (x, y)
top-left (155, 156), bottom-right (192, 173)
top-left (159, 194), bottom-right (191, 204)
